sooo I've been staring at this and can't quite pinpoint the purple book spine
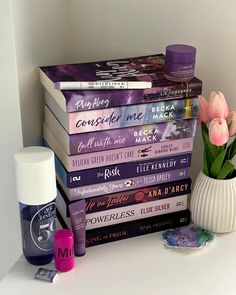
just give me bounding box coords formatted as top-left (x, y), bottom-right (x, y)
top-left (57, 208), bottom-right (190, 247)
top-left (55, 152), bottom-right (192, 188)
top-left (41, 53), bottom-right (202, 112)
top-left (68, 97), bottom-right (199, 134)
top-left (46, 96), bottom-right (199, 134)
top-left (86, 178), bottom-right (191, 214)
top-left (85, 194), bottom-right (188, 230)
top-left (63, 80), bottom-right (202, 112)
top-left (57, 178), bottom-right (191, 216)
top-left (68, 119), bottom-right (197, 155)
top-left (47, 137), bottom-right (193, 172)
top-left (57, 168), bottom-right (189, 200)
top-left (84, 210), bottom-right (190, 247)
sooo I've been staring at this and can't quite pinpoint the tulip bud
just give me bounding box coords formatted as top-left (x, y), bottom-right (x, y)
top-left (208, 91), bottom-right (229, 120)
top-left (198, 95), bottom-right (209, 124)
top-left (209, 118), bottom-right (229, 146)
top-left (227, 109), bottom-right (236, 137)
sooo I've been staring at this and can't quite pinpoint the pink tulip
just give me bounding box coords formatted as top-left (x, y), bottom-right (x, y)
top-left (227, 109), bottom-right (236, 136)
top-left (198, 95), bottom-right (209, 124)
top-left (208, 91), bottom-right (229, 120)
top-left (209, 118), bottom-right (229, 146)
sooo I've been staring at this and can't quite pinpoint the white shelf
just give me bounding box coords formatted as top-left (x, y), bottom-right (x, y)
top-left (2, 0), bottom-right (236, 286)
top-left (1, 230), bottom-right (236, 294)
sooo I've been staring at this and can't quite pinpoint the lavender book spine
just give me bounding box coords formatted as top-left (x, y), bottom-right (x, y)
top-left (41, 53), bottom-right (202, 112)
top-left (57, 168), bottom-right (189, 200)
top-left (57, 178), bottom-right (191, 216)
top-left (57, 194), bottom-right (188, 230)
top-left (85, 210), bottom-right (190, 247)
top-left (55, 152), bottom-right (192, 188)
top-left (86, 178), bottom-right (191, 214)
top-left (67, 97), bottom-right (199, 134)
top-left (85, 194), bottom-right (188, 230)
top-left (57, 209), bottom-right (190, 247)
top-left (68, 118), bottom-right (197, 155)
top-left (46, 136), bottom-right (193, 172)
top-left (63, 79), bottom-right (202, 112)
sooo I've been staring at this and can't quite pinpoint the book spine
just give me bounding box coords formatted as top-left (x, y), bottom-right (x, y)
top-left (55, 81), bottom-right (152, 90)
top-left (69, 97), bottom-right (199, 134)
top-left (60, 194), bottom-right (188, 230)
top-left (87, 179), bottom-right (190, 214)
top-left (57, 168), bottom-right (189, 200)
top-left (85, 209), bottom-right (191, 247)
top-left (55, 152), bottom-right (192, 188)
top-left (46, 95), bottom-right (199, 134)
top-left (45, 104), bottom-right (197, 155)
top-left (73, 118), bottom-right (197, 154)
top-left (86, 194), bottom-right (188, 229)
top-left (56, 178), bottom-right (191, 217)
top-left (63, 80), bottom-right (202, 112)
top-left (44, 125), bottom-right (193, 171)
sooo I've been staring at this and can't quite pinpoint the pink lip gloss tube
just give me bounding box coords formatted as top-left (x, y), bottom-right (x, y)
top-left (54, 229), bottom-right (74, 272)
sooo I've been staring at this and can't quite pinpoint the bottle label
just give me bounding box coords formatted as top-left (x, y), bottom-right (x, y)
top-left (165, 62), bottom-right (195, 79)
top-left (30, 202), bottom-right (56, 252)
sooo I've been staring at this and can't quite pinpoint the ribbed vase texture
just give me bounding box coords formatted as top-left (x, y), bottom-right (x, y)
top-left (190, 171), bottom-right (236, 233)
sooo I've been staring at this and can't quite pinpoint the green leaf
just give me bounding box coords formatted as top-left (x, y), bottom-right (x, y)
top-left (227, 169), bottom-right (236, 179)
top-left (217, 160), bottom-right (235, 179)
top-left (201, 122), bottom-right (219, 159)
top-left (204, 145), bottom-right (217, 177)
top-left (210, 148), bottom-right (227, 178)
top-left (226, 137), bottom-right (236, 160)
top-left (203, 147), bottom-right (210, 176)
top-left (219, 145), bottom-right (225, 153)
top-left (205, 145), bottom-right (214, 165)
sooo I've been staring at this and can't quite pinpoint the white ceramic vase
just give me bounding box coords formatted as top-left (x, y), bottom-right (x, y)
top-left (190, 171), bottom-right (236, 233)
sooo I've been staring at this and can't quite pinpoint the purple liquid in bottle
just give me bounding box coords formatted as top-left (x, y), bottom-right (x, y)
top-left (19, 201), bottom-right (56, 265)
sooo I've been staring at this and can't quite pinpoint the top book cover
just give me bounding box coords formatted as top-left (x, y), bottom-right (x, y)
top-left (39, 54), bottom-right (202, 113)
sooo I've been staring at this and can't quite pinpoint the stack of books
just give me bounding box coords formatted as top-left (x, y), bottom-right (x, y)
top-left (39, 54), bottom-right (202, 247)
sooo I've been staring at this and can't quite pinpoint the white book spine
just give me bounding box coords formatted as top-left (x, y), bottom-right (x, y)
top-left (86, 194), bottom-right (188, 230)
top-left (57, 194), bottom-right (188, 231)
top-left (54, 81), bottom-right (152, 90)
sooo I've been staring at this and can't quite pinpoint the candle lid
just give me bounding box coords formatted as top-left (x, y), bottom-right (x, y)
top-left (165, 44), bottom-right (196, 63)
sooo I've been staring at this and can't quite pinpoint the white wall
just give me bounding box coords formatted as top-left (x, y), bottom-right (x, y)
top-left (0, 0), bottom-right (70, 280)
top-left (68, 0), bottom-right (236, 180)
top-left (11, 0), bottom-right (70, 146)
top-left (0, 0), bottom-right (23, 280)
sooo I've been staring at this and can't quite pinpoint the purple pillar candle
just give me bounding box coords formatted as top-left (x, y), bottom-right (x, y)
top-left (164, 44), bottom-right (196, 82)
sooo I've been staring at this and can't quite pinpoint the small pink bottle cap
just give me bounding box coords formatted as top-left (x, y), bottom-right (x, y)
top-left (54, 229), bottom-right (74, 272)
